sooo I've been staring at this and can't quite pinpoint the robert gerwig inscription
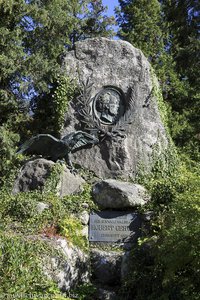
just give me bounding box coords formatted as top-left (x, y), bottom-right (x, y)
top-left (89, 211), bottom-right (141, 243)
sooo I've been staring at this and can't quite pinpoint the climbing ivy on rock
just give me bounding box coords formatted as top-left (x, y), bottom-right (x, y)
top-left (51, 75), bottom-right (78, 133)
top-left (31, 75), bottom-right (78, 136)
top-left (134, 68), bottom-right (179, 185)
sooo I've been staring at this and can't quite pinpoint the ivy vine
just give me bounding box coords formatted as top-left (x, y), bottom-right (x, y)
top-left (51, 75), bottom-right (78, 133)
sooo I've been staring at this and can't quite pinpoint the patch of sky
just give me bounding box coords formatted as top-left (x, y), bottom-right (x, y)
top-left (102, 0), bottom-right (119, 38)
top-left (20, 16), bottom-right (35, 31)
top-left (102, 0), bottom-right (119, 16)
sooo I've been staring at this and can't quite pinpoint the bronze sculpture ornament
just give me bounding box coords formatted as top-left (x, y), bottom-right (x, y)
top-left (17, 131), bottom-right (99, 171)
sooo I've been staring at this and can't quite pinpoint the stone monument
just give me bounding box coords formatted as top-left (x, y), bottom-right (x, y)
top-left (12, 38), bottom-right (168, 297)
top-left (62, 37), bottom-right (169, 179)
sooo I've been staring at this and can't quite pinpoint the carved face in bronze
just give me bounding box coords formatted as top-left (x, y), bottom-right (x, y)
top-left (93, 87), bottom-right (125, 125)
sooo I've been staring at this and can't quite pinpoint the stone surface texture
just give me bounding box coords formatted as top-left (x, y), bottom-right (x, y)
top-left (91, 249), bottom-right (122, 285)
top-left (44, 238), bottom-right (89, 292)
top-left (78, 210), bottom-right (90, 225)
top-left (81, 225), bottom-right (89, 239)
top-left (13, 158), bottom-right (55, 193)
top-left (62, 37), bottom-right (168, 179)
top-left (121, 251), bottom-right (131, 280)
top-left (95, 288), bottom-right (117, 300)
top-left (36, 202), bottom-right (51, 214)
top-left (92, 179), bottom-right (150, 208)
top-left (59, 165), bottom-right (85, 196)
top-left (13, 158), bottom-right (85, 196)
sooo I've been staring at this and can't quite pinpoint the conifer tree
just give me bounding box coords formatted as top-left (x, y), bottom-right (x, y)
top-left (0, 0), bottom-right (76, 130)
top-left (162, 0), bottom-right (200, 150)
top-left (116, 0), bottom-right (164, 65)
top-left (83, 0), bottom-right (115, 38)
top-left (162, 0), bottom-right (199, 88)
top-left (116, 0), bottom-right (199, 154)
top-left (28, 0), bottom-right (115, 134)
top-left (0, 0), bottom-right (30, 132)
top-left (0, 0), bottom-right (114, 134)
top-left (116, 0), bottom-right (175, 97)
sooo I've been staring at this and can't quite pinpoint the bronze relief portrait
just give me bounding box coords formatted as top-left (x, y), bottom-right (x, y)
top-left (93, 87), bottom-right (125, 125)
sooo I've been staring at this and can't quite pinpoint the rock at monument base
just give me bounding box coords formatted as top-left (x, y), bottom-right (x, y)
top-left (78, 210), bottom-right (90, 225)
top-left (91, 249), bottom-right (122, 286)
top-left (36, 202), bottom-right (51, 214)
top-left (95, 287), bottom-right (118, 300)
top-left (92, 179), bottom-right (150, 209)
top-left (44, 238), bottom-right (89, 292)
top-left (62, 37), bottom-right (169, 179)
top-left (81, 225), bottom-right (89, 239)
top-left (59, 165), bottom-right (85, 196)
top-left (121, 251), bottom-right (131, 280)
top-left (13, 158), bottom-right (54, 193)
top-left (13, 158), bottom-right (85, 196)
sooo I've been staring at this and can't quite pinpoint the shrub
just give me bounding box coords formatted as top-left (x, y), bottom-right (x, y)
top-left (120, 161), bottom-right (200, 300)
top-left (0, 125), bottom-right (22, 187)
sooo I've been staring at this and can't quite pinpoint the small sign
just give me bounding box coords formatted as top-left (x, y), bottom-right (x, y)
top-left (89, 211), bottom-right (141, 243)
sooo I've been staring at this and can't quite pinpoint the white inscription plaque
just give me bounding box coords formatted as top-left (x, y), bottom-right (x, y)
top-left (89, 211), bottom-right (141, 243)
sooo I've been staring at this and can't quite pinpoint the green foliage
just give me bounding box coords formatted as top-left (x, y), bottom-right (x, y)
top-left (16, 0), bottom-right (77, 94)
top-left (0, 0), bottom-right (114, 139)
top-left (65, 0), bottom-right (115, 44)
top-left (83, 1), bottom-right (115, 38)
top-left (0, 125), bottom-right (23, 187)
top-left (52, 76), bottom-right (78, 133)
top-left (32, 75), bottom-right (78, 135)
top-left (164, 0), bottom-right (200, 155)
top-left (157, 192), bottom-right (200, 299)
top-left (0, 189), bottom-right (60, 234)
top-left (182, 138), bottom-right (200, 163)
top-left (59, 216), bottom-right (88, 250)
top-left (0, 231), bottom-right (75, 299)
top-left (72, 283), bottom-right (97, 300)
top-left (0, 174), bottom-right (95, 296)
top-left (134, 68), bottom-right (180, 186)
top-left (116, 0), bottom-right (164, 65)
top-left (0, 0), bottom-right (27, 99)
top-left (0, 175), bottom-right (94, 246)
top-left (0, 232), bottom-right (65, 298)
top-left (121, 161), bottom-right (200, 300)
top-left (116, 0), bottom-right (181, 104)
top-left (62, 183), bottom-right (97, 214)
top-left (0, 183), bottom-right (93, 239)
top-left (162, 0), bottom-right (200, 160)
top-left (162, 0), bottom-right (199, 89)
top-left (0, 0), bottom-right (114, 97)
top-left (116, 0), bottom-right (200, 161)
top-left (0, 155), bottom-right (96, 296)
top-left (150, 67), bottom-right (171, 128)
top-left (135, 135), bottom-right (179, 192)
top-left (119, 240), bottom-right (161, 300)
top-left (43, 163), bottom-right (64, 194)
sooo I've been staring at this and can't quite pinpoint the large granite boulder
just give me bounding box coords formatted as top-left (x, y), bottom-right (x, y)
top-left (92, 179), bottom-right (150, 209)
top-left (62, 37), bottom-right (169, 179)
top-left (44, 238), bottom-right (89, 291)
top-left (13, 158), bottom-right (85, 196)
top-left (91, 249), bottom-right (122, 285)
top-left (59, 164), bottom-right (85, 196)
top-left (13, 158), bottom-right (54, 193)
top-left (91, 249), bottom-right (133, 289)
